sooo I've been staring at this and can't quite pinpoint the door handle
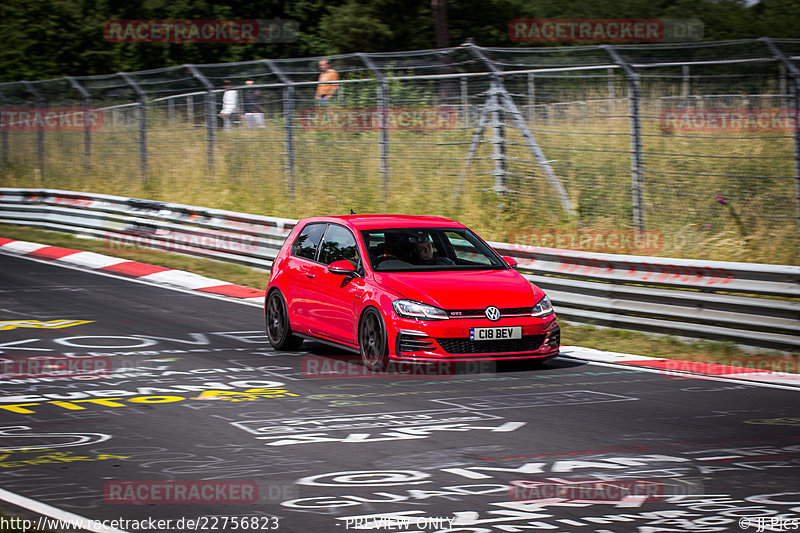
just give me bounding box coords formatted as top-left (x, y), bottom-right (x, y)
top-left (306, 273), bottom-right (316, 279)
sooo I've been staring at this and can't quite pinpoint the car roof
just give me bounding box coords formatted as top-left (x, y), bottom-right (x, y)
top-left (300, 214), bottom-right (466, 231)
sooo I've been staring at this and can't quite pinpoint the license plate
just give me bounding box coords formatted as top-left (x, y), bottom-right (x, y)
top-left (470, 326), bottom-right (522, 341)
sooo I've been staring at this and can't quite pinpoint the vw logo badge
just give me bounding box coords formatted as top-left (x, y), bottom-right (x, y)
top-left (485, 306), bottom-right (501, 322)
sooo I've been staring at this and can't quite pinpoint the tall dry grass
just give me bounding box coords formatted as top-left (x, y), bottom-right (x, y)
top-left (1, 97), bottom-right (796, 265)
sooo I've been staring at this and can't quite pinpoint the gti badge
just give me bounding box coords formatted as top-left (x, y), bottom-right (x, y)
top-left (485, 306), bottom-right (501, 321)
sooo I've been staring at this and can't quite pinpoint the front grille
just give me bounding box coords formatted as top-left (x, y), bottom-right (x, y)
top-left (447, 307), bottom-right (533, 318)
top-left (436, 335), bottom-right (547, 354)
top-left (397, 333), bottom-right (436, 353)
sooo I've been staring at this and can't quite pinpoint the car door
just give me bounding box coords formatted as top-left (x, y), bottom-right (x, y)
top-left (284, 222), bottom-right (327, 333)
top-left (306, 223), bottom-right (364, 345)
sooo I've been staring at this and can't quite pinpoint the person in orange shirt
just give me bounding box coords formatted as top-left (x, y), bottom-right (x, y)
top-left (315, 59), bottom-right (339, 102)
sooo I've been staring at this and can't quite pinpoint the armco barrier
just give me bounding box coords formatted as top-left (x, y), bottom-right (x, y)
top-left (1, 188), bottom-right (798, 352)
top-left (0, 188), bottom-right (295, 270)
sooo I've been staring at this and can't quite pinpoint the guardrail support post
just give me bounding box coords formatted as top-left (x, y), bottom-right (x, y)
top-left (762, 38), bottom-right (800, 257)
top-left (264, 60), bottom-right (296, 197)
top-left (604, 45), bottom-right (645, 232)
top-left (66, 76), bottom-right (92, 171)
top-left (186, 65), bottom-right (216, 174)
top-left (359, 53), bottom-right (390, 203)
top-left (120, 73), bottom-right (148, 181)
top-left (23, 81), bottom-right (45, 182)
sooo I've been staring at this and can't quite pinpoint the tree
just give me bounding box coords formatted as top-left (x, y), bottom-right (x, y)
top-left (2, 0), bottom-right (800, 83)
top-left (432, 0), bottom-right (449, 48)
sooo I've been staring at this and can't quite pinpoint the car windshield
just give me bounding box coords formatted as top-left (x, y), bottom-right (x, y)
top-left (361, 228), bottom-right (507, 272)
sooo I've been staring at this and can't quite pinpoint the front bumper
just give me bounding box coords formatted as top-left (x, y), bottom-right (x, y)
top-left (388, 313), bottom-right (560, 362)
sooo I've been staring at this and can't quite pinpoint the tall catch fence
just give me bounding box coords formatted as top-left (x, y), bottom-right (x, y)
top-left (0, 39), bottom-right (798, 261)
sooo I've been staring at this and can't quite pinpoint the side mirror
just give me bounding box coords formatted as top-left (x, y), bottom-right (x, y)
top-left (328, 259), bottom-right (357, 276)
top-left (502, 256), bottom-right (518, 268)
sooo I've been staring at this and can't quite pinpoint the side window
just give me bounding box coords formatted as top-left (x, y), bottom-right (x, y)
top-left (318, 224), bottom-right (359, 266)
top-left (291, 223), bottom-right (327, 261)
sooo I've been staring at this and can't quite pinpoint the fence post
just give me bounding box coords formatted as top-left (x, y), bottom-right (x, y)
top-left (264, 60), bottom-right (296, 197)
top-left (761, 38), bottom-right (800, 257)
top-left (359, 53), bottom-right (390, 201)
top-left (119, 73), bottom-right (147, 181)
top-left (0, 88), bottom-right (7, 164)
top-left (460, 76), bottom-right (469, 126)
top-left (66, 76), bottom-right (91, 171)
top-left (527, 72), bottom-right (535, 124)
top-left (205, 91), bottom-right (216, 174)
top-left (187, 94), bottom-right (194, 126)
top-left (604, 45), bottom-right (645, 232)
top-left (682, 65), bottom-right (690, 107)
top-left (186, 66), bottom-right (215, 173)
top-left (22, 82), bottom-right (45, 182)
top-left (780, 65), bottom-right (787, 98)
top-left (490, 82), bottom-right (507, 195)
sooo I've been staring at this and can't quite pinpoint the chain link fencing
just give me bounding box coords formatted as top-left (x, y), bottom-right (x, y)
top-left (0, 39), bottom-right (798, 263)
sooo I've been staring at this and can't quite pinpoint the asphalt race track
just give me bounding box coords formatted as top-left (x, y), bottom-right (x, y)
top-left (1, 252), bottom-right (799, 533)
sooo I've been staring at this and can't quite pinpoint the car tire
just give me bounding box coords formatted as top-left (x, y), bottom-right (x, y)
top-left (266, 290), bottom-right (304, 351)
top-left (359, 307), bottom-right (389, 371)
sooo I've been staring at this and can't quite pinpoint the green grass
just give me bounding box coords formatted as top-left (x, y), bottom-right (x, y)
top-left (2, 224), bottom-right (796, 370)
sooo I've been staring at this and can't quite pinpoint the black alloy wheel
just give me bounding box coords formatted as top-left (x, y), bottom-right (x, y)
top-left (359, 308), bottom-right (389, 371)
top-left (266, 290), bottom-right (303, 350)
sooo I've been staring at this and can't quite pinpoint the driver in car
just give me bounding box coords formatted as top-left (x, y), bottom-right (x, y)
top-left (409, 232), bottom-right (455, 265)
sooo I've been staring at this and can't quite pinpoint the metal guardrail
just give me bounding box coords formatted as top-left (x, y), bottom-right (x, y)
top-left (0, 188), bottom-right (296, 270)
top-left (1, 188), bottom-right (798, 352)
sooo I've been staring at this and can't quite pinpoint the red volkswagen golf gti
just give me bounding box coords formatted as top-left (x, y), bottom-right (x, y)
top-left (265, 215), bottom-right (560, 370)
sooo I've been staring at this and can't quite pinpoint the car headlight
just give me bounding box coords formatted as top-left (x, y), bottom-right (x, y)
top-left (531, 295), bottom-right (554, 317)
top-left (392, 300), bottom-right (449, 320)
